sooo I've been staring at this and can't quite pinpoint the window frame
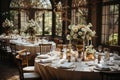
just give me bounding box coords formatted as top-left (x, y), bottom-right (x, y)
top-left (97, 1), bottom-right (120, 47)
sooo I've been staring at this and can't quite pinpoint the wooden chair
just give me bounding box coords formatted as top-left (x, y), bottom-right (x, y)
top-left (0, 39), bottom-right (10, 60)
top-left (100, 71), bottom-right (120, 80)
top-left (53, 38), bottom-right (59, 44)
top-left (56, 44), bottom-right (68, 52)
top-left (16, 49), bottom-right (34, 73)
top-left (56, 44), bottom-right (63, 51)
top-left (9, 43), bottom-right (18, 56)
top-left (38, 44), bottom-right (52, 54)
top-left (16, 58), bottom-right (41, 80)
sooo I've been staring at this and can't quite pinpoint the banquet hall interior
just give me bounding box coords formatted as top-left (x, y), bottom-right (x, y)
top-left (0, 0), bottom-right (120, 80)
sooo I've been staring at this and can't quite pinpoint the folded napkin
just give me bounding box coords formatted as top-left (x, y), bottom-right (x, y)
top-left (95, 64), bottom-right (110, 71)
top-left (37, 54), bottom-right (51, 59)
top-left (57, 62), bottom-right (74, 69)
top-left (58, 59), bottom-right (66, 64)
top-left (114, 55), bottom-right (120, 60)
top-left (94, 67), bottom-right (110, 71)
top-left (111, 65), bottom-right (120, 71)
top-left (106, 62), bottom-right (114, 66)
top-left (86, 62), bottom-right (96, 66)
top-left (39, 58), bottom-right (52, 63)
top-left (112, 60), bottom-right (120, 65)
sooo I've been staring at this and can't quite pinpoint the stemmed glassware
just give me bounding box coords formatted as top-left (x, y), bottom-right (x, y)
top-left (97, 45), bottom-right (103, 53)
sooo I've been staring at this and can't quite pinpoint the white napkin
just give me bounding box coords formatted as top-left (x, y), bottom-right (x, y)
top-left (114, 55), bottom-right (120, 60)
top-left (57, 62), bottom-right (74, 69)
top-left (39, 58), bottom-right (52, 63)
top-left (112, 60), bottom-right (120, 65)
top-left (58, 59), bottom-right (66, 64)
top-left (37, 54), bottom-right (51, 59)
top-left (95, 64), bottom-right (110, 71)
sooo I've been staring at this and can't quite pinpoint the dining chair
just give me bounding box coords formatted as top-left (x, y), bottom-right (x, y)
top-left (38, 44), bottom-right (52, 54)
top-left (53, 38), bottom-right (59, 44)
top-left (9, 43), bottom-right (18, 56)
top-left (0, 39), bottom-right (10, 60)
top-left (16, 49), bottom-right (35, 73)
top-left (16, 58), bottom-right (41, 80)
top-left (56, 44), bottom-right (68, 52)
top-left (56, 44), bottom-right (63, 51)
top-left (100, 71), bottom-right (120, 80)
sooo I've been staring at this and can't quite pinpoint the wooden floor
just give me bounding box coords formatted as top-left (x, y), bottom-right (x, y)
top-left (0, 60), bottom-right (19, 80)
top-left (0, 47), bottom-right (37, 80)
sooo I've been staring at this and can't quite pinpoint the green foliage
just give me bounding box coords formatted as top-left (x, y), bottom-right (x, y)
top-left (109, 33), bottom-right (118, 45)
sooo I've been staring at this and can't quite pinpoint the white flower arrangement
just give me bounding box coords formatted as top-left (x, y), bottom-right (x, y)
top-left (25, 19), bottom-right (39, 35)
top-left (66, 23), bottom-right (96, 41)
top-left (85, 45), bottom-right (96, 54)
top-left (2, 18), bottom-right (13, 27)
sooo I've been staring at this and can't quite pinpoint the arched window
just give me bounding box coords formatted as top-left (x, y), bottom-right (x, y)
top-left (10, 0), bottom-right (52, 36)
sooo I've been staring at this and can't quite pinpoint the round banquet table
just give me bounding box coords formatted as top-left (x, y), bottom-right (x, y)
top-left (34, 51), bottom-right (120, 80)
top-left (10, 39), bottom-right (56, 54)
top-left (35, 62), bottom-right (101, 80)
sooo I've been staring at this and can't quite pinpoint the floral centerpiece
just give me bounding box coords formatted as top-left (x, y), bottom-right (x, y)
top-left (66, 23), bottom-right (96, 44)
top-left (24, 19), bottom-right (37, 40)
top-left (66, 23), bottom-right (96, 61)
top-left (2, 18), bottom-right (14, 35)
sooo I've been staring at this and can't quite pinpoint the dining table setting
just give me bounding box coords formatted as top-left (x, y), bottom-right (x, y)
top-left (34, 48), bottom-right (120, 80)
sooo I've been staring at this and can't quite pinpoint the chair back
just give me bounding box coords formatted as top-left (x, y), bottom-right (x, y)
top-left (17, 49), bottom-right (29, 66)
top-left (39, 44), bottom-right (52, 54)
top-left (56, 44), bottom-right (68, 52)
top-left (1, 39), bottom-right (8, 51)
top-left (10, 43), bottom-right (17, 55)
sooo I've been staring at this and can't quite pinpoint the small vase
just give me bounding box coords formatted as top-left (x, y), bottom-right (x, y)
top-left (82, 40), bottom-right (87, 61)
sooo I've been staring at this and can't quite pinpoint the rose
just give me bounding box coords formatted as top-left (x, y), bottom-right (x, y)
top-left (67, 23), bottom-right (96, 41)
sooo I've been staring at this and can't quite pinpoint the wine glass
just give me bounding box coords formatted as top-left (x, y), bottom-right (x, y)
top-left (97, 45), bottom-right (103, 53)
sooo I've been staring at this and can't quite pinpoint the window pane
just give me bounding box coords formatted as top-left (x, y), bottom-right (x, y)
top-left (101, 4), bottom-right (119, 45)
top-left (20, 10), bottom-right (29, 33)
top-left (56, 13), bottom-right (62, 36)
top-left (35, 11), bottom-right (43, 35)
top-left (10, 0), bottom-right (52, 9)
top-left (72, 0), bottom-right (88, 25)
top-left (10, 10), bottom-right (19, 31)
top-left (44, 11), bottom-right (52, 35)
top-left (10, 0), bottom-right (52, 36)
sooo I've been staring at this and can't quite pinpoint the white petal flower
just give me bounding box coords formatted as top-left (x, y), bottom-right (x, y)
top-left (87, 23), bottom-right (93, 28)
top-left (66, 35), bottom-right (71, 40)
top-left (73, 34), bottom-right (78, 39)
top-left (72, 27), bottom-right (78, 32)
